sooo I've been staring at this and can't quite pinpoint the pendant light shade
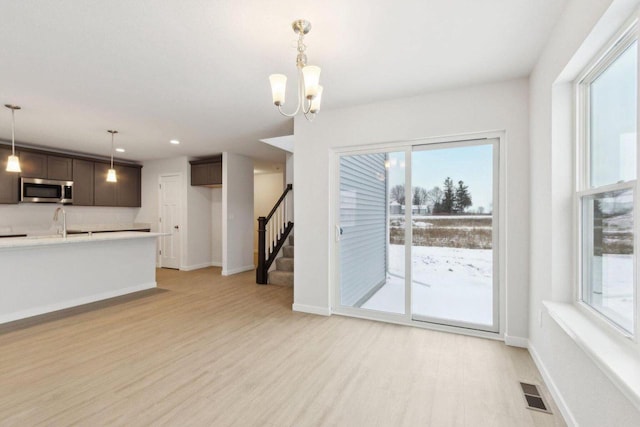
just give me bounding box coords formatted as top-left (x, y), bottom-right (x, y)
top-left (107, 130), bottom-right (118, 183)
top-left (106, 168), bottom-right (117, 183)
top-left (6, 155), bottom-right (21, 172)
top-left (4, 105), bottom-right (21, 173)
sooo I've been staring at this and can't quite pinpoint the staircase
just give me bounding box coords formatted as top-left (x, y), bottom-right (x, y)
top-left (268, 235), bottom-right (294, 286)
top-left (256, 184), bottom-right (293, 285)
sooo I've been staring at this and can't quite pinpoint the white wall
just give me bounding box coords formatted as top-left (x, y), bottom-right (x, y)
top-left (529, 0), bottom-right (640, 424)
top-left (285, 152), bottom-right (294, 221)
top-left (186, 184), bottom-right (212, 269)
top-left (0, 204), bottom-right (138, 235)
top-left (222, 152), bottom-right (254, 275)
top-left (254, 172), bottom-right (284, 252)
top-left (211, 188), bottom-right (222, 266)
top-left (294, 78), bottom-right (530, 339)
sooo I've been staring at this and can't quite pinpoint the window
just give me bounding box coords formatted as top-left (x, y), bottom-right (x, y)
top-left (577, 24), bottom-right (638, 335)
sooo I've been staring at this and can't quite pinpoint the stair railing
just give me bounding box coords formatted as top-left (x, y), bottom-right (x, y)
top-left (257, 184), bottom-right (293, 284)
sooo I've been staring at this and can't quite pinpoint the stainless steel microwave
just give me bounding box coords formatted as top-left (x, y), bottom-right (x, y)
top-left (21, 178), bottom-right (73, 204)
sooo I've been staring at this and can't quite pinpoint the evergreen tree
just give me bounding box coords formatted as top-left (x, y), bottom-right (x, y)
top-left (455, 180), bottom-right (472, 212)
top-left (442, 177), bottom-right (455, 214)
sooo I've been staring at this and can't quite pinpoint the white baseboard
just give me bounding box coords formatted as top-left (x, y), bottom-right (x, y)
top-left (504, 334), bottom-right (528, 348)
top-left (180, 262), bottom-right (214, 272)
top-left (528, 342), bottom-right (577, 427)
top-left (292, 303), bottom-right (331, 316)
top-left (0, 282), bottom-right (157, 325)
top-left (211, 260), bottom-right (222, 267)
top-left (221, 264), bottom-right (255, 276)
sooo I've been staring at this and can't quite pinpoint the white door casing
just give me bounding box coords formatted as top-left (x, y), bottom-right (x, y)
top-left (159, 174), bottom-right (181, 269)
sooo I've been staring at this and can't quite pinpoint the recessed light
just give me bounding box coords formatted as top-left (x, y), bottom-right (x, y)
top-left (115, 148), bottom-right (125, 153)
top-left (170, 139), bottom-right (180, 145)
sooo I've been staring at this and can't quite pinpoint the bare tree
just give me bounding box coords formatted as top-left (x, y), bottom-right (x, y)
top-left (390, 184), bottom-right (405, 205)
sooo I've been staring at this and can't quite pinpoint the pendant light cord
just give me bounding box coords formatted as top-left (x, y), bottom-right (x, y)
top-left (10, 108), bottom-right (15, 156)
top-left (110, 132), bottom-right (114, 168)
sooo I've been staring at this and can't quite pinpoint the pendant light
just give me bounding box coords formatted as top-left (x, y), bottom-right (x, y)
top-left (106, 130), bottom-right (118, 183)
top-left (4, 104), bottom-right (21, 173)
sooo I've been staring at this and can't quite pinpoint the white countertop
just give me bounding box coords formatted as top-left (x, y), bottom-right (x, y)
top-left (66, 223), bottom-right (152, 233)
top-left (0, 231), bottom-right (166, 250)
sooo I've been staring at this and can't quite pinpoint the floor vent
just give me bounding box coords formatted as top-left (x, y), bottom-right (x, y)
top-left (520, 382), bottom-right (551, 414)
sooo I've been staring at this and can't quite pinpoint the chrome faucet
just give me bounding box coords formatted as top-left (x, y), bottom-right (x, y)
top-left (53, 207), bottom-right (67, 238)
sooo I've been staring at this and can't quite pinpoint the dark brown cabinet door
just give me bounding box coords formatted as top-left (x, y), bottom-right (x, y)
top-left (0, 147), bottom-right (19, 204)
top-left (48, 156), bottom-right (73, 181)
top-left (210, 162), bottom-right (222, 185)
top-left (191, 163), bottom-right (209, 186)
top-left (72, 159), bottom-right (94, 206)
top-left (116, 165), bottom-right (141, 207)
top-left (191, 161), bottom-right (222, 186)
top-left (20, 152), bottom-right (48, 178)
top-left (93, 162), bottom-right (117, 206)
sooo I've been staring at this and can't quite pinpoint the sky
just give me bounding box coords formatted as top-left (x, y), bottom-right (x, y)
top-left (388, 143), bottom-right (494, 212)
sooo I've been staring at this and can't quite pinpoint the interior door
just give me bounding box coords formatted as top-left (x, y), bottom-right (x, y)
top-left (160, 174), bottom-right (181, 269)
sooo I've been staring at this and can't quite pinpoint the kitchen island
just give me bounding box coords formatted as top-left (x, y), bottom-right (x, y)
top-left (0, 231), bottom-right (163, 324)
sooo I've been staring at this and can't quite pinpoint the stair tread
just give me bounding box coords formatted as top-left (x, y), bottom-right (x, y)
top-left (269, 270), bottom-right (294, 287)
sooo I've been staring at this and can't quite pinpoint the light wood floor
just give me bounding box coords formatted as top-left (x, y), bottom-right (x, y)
top-left (0, 267), bottom-right (565, 426)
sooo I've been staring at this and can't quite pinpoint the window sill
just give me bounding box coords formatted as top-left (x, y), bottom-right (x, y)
top-left (543, 301), bottom-right (640, 411)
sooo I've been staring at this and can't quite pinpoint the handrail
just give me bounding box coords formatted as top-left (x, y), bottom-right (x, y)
top-left (257, 184), bottom-right (293, 284)
top-left (265, 183), bottom-right (293, 223)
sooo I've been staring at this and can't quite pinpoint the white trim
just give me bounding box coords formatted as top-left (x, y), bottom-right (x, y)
top-left (0, 282), bottom-right (157, 325)
top-left (292, 303), bottom-right (332, 316)
top-left (221, 264), bottom-right (255, 276)
top-left (528, 341), bottom-right (578, 427)
top-left (503, 334), bottom-right (528, 348)
top-left (544, 301), bottom-right (640, 412)
top-left (332, 307), bottom-right (503, 341)
top-left (180, 262), bottom-right (214, 272)
top-left (211, 260), bottom-right (222, 267)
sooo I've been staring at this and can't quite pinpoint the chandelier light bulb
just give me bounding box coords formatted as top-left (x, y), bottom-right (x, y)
top-left (309, 85), bottom-right (323, 113)
top-left (302, 65), bottom-right (321, 99)
top-left (269, 74), bottom-right (287, 106)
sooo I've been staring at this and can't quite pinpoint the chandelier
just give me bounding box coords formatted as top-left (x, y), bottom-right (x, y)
top-left (269, 19), bottom-right (323, 121)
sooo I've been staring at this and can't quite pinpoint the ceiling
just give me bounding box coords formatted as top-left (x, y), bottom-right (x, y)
top-left (0, 0), bottom-right (567, 163)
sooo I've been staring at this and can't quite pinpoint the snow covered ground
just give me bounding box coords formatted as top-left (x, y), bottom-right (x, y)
top-left (593, 254), bottom-right (634, 332)
top-left (361, 245), bottom-right (634, 332)
top-left (361, 245), bottom-right (494, 326)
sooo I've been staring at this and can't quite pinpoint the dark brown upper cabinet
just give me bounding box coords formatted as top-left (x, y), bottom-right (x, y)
top-left (93, 163), bottom-right (141, 208)
top-left (116, 165), bottom-right (141, 207)
top-left (20, 152), bottom-right (73, 181)
top-left (0, 147), bottom-right (19, 204)
top-left (93, 162), bottom-right (117, 206)
top-left (19, 152), bottom-right (48, 178)
top-left (47, 155), bottom-right (73, 181)
top-left (72, 159), bottom-right (94, 206)
top-left (190, 155), bottom-right (222, 186)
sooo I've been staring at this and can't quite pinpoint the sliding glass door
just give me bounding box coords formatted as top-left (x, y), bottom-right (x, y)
top-left (411, 139), bottom-right (498, 331)
top-left (338, 150), bottom-right (407, 315)
top-left (336, 137), bottom-right (499, 333)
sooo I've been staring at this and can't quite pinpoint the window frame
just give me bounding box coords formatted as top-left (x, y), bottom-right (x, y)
top-left (575, 18), bottom-right (639, 340)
